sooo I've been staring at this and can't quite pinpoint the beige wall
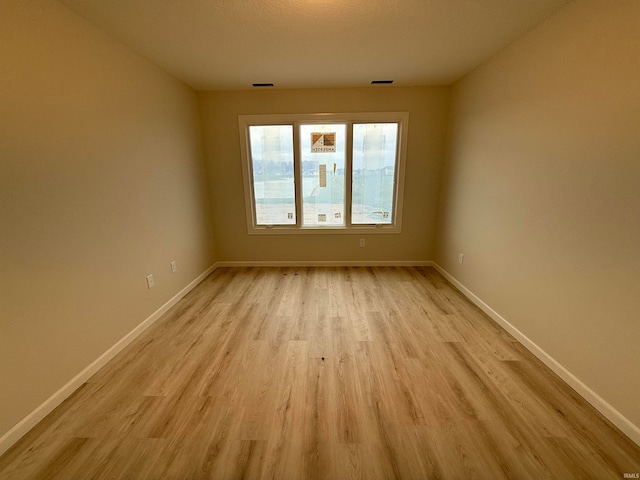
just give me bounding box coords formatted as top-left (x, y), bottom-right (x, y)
top-left (436, 0), bottom-right (640, 428)
top-left (199, 87), bottom-right (449, 263)
top-left (0, 1), bottom-right (215, 437)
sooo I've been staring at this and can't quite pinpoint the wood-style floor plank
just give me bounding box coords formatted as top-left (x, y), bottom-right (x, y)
top-left (1, 266), bottom-right (638, 479)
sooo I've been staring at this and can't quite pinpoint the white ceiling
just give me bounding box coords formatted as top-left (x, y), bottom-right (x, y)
top-left (60, 0), bottom-right (571, 91)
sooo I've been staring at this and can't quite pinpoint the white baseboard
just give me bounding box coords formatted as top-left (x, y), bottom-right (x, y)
top-left (432, 263), bottom-right (640, 447)
top-left (214, 260), bottom-right (434, 268)
top-left (0, 264), bottom-right (217, 457)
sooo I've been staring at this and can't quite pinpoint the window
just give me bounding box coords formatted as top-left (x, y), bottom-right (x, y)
top-left (239, 112), bottom-right (408, 234)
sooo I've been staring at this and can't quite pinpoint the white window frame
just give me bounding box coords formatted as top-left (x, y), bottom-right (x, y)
top-left (238, 112), bottom-right (409, 234)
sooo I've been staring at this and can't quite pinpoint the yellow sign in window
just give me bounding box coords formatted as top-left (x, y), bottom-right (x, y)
top-left (311, 132), bottom-right (336, 152)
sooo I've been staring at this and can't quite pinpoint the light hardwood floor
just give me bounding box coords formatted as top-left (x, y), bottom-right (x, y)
top-left (1, 267), bottom-right (639, 479)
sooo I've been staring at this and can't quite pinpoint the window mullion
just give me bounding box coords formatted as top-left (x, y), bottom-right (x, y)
top-left (345, 121), bottom-right (353, 228)
top-left (292, 122), bottom-right (302, 228)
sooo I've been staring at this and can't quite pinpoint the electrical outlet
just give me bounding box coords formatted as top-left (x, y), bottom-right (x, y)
top-left (458, 253), bottom-right (464, 265)
top-left (359, 239), bottom-right (365, 247)
top-left (170, 261), bottom-right (177, 273)
top-left (146, 274), bottom-right (155, 289)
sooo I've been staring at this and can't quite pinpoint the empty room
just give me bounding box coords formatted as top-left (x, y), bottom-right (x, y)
top-left (1, 0), bottom-right (639, 478)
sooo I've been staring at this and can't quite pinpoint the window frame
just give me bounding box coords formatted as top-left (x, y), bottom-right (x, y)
top-left (238, 112), bottom-right (409, 234)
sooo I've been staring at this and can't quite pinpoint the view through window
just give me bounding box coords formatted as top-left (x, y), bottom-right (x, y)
top-left (240, 113), bottom-right (408, 233)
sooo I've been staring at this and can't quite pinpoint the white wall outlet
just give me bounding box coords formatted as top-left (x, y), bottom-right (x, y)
top-left (458, 253), bottom-right (464, 265)
top-left (359, 239), bottom-right (365, 247)
top-left (146, 274), bottom-right (155, 289)
top-left (170, 261), bottom-right (177, 273)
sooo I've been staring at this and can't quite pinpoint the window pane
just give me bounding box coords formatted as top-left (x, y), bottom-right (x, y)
top-left (249, 125), bottom-right (296, 225)
top-left (351, 123), bottom-right (398, 224)
top-left (300, 124), bottom-right (346, 227)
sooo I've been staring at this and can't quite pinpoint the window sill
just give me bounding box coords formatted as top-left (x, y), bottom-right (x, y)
top-left (247, 225), bottom-right (402, 234)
